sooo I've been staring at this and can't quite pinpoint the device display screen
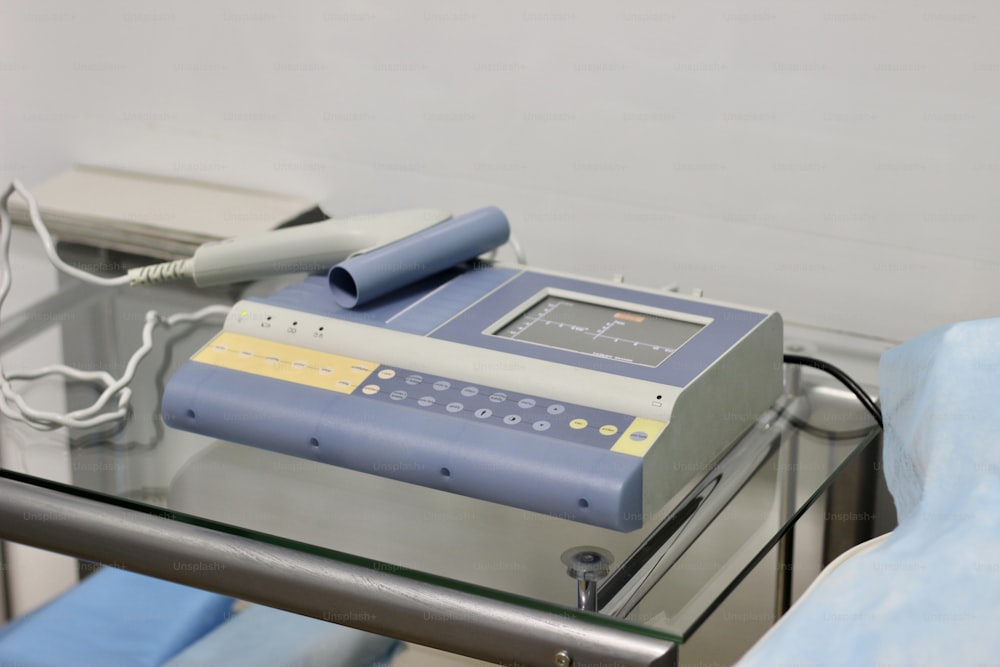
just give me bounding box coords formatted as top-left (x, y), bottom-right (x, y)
top-left (493, 295), bottom-right (705, 367)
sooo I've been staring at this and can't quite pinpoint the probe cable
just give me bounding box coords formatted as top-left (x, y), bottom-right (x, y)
top-left (0, 180), bottom-right (228, 430)
top-left (783, 353), bottom-right (883, 430)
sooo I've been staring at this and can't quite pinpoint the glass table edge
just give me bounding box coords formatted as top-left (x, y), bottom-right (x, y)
top-left (665, 424), bottom-right (882, 641)
top-left (0, 467), bottom-right (684, 644)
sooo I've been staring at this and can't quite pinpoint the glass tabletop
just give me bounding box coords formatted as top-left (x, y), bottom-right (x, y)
top-left (0, 242), bottom-right (886, 647)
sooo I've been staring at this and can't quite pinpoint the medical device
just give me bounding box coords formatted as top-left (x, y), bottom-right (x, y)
top-left (161, 246), bottom-right (784, 531)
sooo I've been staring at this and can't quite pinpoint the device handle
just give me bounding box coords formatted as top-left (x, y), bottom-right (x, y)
top-left (189, 208), bottom-right (451, 286)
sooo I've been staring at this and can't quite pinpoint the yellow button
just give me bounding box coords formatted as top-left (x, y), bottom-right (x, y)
top-left (569, 418), bottom-right (588, 430)
top-left (377, 368), bottom-right (396, 380)
top-left (599, 424), bottom-right (619, 436)
top-left (362, 384), bottom-right (380, 395)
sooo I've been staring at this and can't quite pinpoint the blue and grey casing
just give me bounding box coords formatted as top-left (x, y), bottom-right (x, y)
top-left (162, 264), bottom-right (783, 531)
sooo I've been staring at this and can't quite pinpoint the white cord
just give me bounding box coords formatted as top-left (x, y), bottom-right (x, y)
top-left (482, 232), bottom-right (528, 265)
top-left (507, 232), bottom-right (527, 265)
top-left (1, 181), bottom-right (132, 289)
top-left (0, 180), bottom-right (228, 430)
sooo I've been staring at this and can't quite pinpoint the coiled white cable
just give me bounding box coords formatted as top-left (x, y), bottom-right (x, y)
top-left (128, 258), bottom-right (194, 285)
top-left (0, 180), bottom-right (228, 430)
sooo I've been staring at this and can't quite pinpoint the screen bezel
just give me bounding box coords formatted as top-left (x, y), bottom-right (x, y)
top-left (427, 269), bottom-right (768, 389)
top-left (484, 288), bottom-right (713, 368)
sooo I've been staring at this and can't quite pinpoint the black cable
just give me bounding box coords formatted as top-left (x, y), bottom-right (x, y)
top-left (783, 353), bottom-right (883, 430)
top-left (786, 416), bottom-right (877, 441)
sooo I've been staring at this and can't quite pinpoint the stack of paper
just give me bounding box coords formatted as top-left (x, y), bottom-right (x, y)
top-left (7, 166), bottom-right (317, 260)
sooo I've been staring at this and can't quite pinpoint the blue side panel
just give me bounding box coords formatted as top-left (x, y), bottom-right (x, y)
top-left (162, 362), bottom-right (331, 462)
top-left (163, 363), bottom-right (643, 531)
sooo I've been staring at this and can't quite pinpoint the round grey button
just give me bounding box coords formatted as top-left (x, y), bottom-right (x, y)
top-left (417, 396), bottom-right (436, 407)
top-left (475, 408), bottom-right (493, 419)
top-left (503, 414), bottom-right (522, 425)
top-left (405, 374), bottom-right (423, 385)
top-left (433, 380), bottom-right (451, 391)
top-left (532, 420), bottom-right (551, 432)
top-left (390, 390), bottom-right (407, 401)
top-left (630, 431), bottom-right (649, 442)
top-left (446, 402), bottom-right (464, 413)
top-left (460, 386), bottom-right (479, 397)
top-left (517, 398), bottom-right (536, 409)
top-left (489, 392), bottom-right (507, 403)
top-left (546, 404), bottom-right (565, 415)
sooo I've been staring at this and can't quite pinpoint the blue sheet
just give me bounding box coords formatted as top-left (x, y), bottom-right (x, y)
top-left (737, 317), bottom-right (1000, 665)
top-left (163, 604), bottom-right (399, 667)
top-left (0, 567), bottom-right (234, 667)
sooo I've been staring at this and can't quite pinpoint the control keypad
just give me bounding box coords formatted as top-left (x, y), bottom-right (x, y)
top-left (363, 365), bottom-right (634, 450)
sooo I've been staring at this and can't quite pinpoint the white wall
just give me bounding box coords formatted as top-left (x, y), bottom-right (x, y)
top-left (1, 0), bottom-right (996, 341)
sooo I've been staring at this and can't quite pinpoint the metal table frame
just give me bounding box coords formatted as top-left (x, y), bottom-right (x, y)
top-left (0, 471), bottom-right (678, 667)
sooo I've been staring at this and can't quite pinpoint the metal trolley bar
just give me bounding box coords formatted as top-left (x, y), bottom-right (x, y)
top-left (0, 475), bottom-right (676, 667)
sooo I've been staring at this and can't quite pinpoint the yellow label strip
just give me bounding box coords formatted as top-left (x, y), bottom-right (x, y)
top-left (192, 331), bottom-right (377, 394)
